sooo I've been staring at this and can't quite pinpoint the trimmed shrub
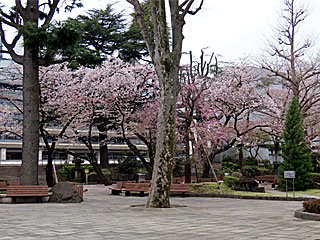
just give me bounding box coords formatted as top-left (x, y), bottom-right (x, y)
top-left (241, 166), bottom-right (259, 177)
top-left (117, 156), bottom-right (139, 174)
top-left (233, 177), bottom-right (260, 192)
top-left (303, 199), bottom-right (320, 214)
top-left (221, 161), bottom-right (238, 173)
top-left (231, 172), bottom-right (243, 178)
top-left (243, 157), bottom-right (257, 166)
top-left (224, 176), bottom-right (240, 188)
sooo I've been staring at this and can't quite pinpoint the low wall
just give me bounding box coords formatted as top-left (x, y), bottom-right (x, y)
top-left (0, 166), bottom-right (47, 184)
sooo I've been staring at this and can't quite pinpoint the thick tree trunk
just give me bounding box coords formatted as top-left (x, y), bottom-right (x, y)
top-left (45, 155), bottom-right (56, 187)
top-left (146, 66), bottom-right (178, 208)
top-left (184, 129), bottom-right (191, 183)
top-left (91, 159), bottom-right (109, 186)
top-left (99, 133), bottom-right (109, 168)
top-left (21, 1), bottom-right (40, 185)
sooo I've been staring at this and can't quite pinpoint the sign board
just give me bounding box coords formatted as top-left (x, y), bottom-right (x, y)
top-left (284, 171), bottom-right (295, 179)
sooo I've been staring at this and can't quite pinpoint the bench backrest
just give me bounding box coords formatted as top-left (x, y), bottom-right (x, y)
top-left (125, 182), bottom-right (150, 191)
top-left (256, 175), bottom-right (276, 181)
top-left (170, 183), bottom-right (191, 191)
top-left (0, 181), bottom-right (7, 190)
top-left (9, 181), bottom-right (21, 186)
top-left (122, 181), bottom-right (136, 188)
top-left (6, 185), bottom-right (49, 197)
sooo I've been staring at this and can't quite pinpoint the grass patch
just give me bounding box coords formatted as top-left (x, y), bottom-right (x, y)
top-left (288, 189), bottom-right (320, 196)
top-left (190, 182), bottom-right (292, 197)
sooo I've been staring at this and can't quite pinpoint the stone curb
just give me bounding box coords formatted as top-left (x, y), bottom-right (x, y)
top-left (294, 208), bottom-right (320, 221)
top-left (185, 193), bottom-right (315, 201)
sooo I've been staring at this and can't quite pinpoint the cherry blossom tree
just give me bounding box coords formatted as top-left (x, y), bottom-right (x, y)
top-left (191, 64), bottom-right (270, 173)
top-left (177, 50), bottom-right (217, 182)
top-left (0, 59), bottom-right (158, 186)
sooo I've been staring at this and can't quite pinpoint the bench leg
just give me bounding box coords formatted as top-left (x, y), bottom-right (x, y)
top-left (12, 197), bottom-right (16, 204)
top-left (125, 191), bottom-right (131, 196)
top-left (181, 192), bottom-right (186, 198)
top-left (112, 190), bottom-right (120, 195)
top-left (139, 191), bottom-right (144, 197)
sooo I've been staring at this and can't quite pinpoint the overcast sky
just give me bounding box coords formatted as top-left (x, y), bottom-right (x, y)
top-left (65, 0), bottom-right (320, 63)
top-left (2, 0), bottom-right (320, 63)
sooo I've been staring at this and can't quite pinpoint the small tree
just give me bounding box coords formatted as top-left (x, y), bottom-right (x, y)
top-left (279, 97), bottom-right (313, 190)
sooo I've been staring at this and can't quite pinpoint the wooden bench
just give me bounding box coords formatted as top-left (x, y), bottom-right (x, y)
top-left (124, 182), bottom-right (150, 197)
top-left (198, 176), bottom-right (224, 183)
top-left (170, 183), bottom-right (191, 197)
top-left (255, 175), bottom-right (277, 183)
top-left (9, 181), bottom-right (20, 186)
top-left (0, 181), bottom-right (7, 191)
top-left (109, 181), bottom-right (135, 195)
top-left (6, 185), bottom-right (49, 203)
top-left (172, 176), bottom-right (196, 184)
top-left (73, 185), bottom-right (84, 198)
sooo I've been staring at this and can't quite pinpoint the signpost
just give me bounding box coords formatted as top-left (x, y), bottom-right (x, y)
top-left (284, 171), bottom-right (295, 198)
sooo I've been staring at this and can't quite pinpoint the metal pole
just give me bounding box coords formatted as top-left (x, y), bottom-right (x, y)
top-left (286, 179), bottom-right (288, 198)
top-left (293, 178), bottom-right (295, 198)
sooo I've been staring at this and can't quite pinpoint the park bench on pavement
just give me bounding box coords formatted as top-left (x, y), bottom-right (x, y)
top-left (109, 181), bottom-right (136, 195)
top-left (170, 183), bottom-right (191, 197)
top-left (6, 185), bottom-right (49, 203)
top-left (255, 175), bottom-right (277, 183)
top-left (124, 182), bottom-right (150, 197)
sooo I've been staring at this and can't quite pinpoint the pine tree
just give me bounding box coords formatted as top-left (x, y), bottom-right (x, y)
top-left (279, 97), bottom-right (313, 190)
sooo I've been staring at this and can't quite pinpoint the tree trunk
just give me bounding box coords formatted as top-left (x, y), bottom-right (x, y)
top-left (45, 154), bottom-right (56, 187)
top-left (91, 159), bottom-right (109, 186)
top-left (99, 133), bottom-right (109, 168)
top-left (146, 65), bottom-right (178, 208)
top-left (21, 1), bottom-right (40, 185)
top-left (238, 145), bottom-right (244, 168)
top-left (184, 129), bottom-right (191, 183)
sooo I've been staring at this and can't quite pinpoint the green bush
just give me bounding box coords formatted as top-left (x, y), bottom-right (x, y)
top-left (117, 157), bottom-right (139, 174)
top-left (311, 173), bottom-right (320, 189)
top-left (241, 166), bottom-right (259, 177)
top-left (221, 161), bottom-right (238, 173)
top-left (311, 152), bottom-right (320, 172)
top-left (257, 167), bottom-right (270, 176)
top-left (311, 172), bottom-right (320, 182)
top-left (231, 172), bottom-right (243, 178)
top-left (303, 199), bottom-right (320, 214)
top-left (243, 157), bottom-right (257, 166)
top-left (224, 176), bottom-right (240, 189)
top-left (56, 164), bottom-right (75, 180)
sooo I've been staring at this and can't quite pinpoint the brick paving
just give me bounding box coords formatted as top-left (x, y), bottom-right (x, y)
top-left (0, 184), bottom-right (318, 240)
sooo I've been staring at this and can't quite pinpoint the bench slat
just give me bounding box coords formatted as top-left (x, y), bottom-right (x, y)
top-left (7, 185), bottom-right (49, 197)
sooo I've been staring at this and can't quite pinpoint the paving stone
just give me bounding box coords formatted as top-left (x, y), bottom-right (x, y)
top-left (0, 185), bottom-right (318, 239)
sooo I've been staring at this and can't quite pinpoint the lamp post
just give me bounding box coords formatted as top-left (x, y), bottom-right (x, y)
top-left (84, 168), bottom-right (89, 184)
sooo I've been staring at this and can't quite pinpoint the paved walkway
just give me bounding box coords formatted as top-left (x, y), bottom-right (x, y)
top-left (262, 183), bottom-right (320, 199)
top-left (0, 185), bottom-right (319, 240)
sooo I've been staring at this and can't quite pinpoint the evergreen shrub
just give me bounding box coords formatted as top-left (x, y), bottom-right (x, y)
top-left (303, 199), bottom-right (320, 214)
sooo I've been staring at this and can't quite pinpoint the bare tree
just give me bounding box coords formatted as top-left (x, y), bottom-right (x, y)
top-left (126, 0), bottom-right (203, 208)
top-left (261, 0), bottom-right (320, 133)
